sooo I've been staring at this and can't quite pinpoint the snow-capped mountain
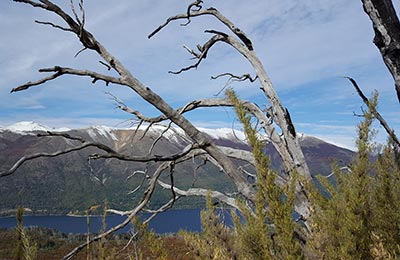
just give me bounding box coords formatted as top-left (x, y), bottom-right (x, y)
top-left (1, 122), bottom-right (353, 151)
top-left (0, 121), bottom-right (355, 175)
top-left (2, 121), bottom-right (70, 134)
top-left (0, 121), bottom-right (355, 215)
top-left (1, 122), bottom-right (249, 151)
top-left (1, 122), bottom-right (244, 143)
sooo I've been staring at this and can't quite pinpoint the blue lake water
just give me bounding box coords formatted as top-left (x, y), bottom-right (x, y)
top-left (0, 209), bottom-right (230, 234)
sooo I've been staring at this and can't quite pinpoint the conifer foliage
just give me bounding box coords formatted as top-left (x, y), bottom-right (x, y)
top-left (227, 89), bottom-right (301, 260)
top-left (306, 92), bottom-right (400, 259)
top-left (183, 90), bottom-right (302, 260)
top-left (184, 91), bottom-right (400, 260)
top-left (4, 1), bottom-right (400, 259)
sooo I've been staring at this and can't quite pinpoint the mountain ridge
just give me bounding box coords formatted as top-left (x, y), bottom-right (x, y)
top-left (1, 121), bottom-right (354, 151)
top-left (0, 121), bottom-right (355, 215)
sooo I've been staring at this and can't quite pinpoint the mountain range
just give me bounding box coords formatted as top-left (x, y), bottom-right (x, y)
top-left (0, 122), bottom-right (355, 215)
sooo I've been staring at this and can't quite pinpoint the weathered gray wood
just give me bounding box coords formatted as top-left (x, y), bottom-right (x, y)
top-left (150, 2), bottom-right (313, 222)
top-left (361, 0), bottom-right (400, 102)
top-left (347, 77), bottom-right (400, 147)
top-left (8, 1), bottom-right (316, 258)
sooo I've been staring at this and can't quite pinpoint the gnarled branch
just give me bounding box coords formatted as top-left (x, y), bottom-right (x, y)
top-left (62, 161), bottom-right (170, 260)
top-left (148, 4), bottom-right (253, 51)
top-left (169, 34), bottom-right (225, 74)
top-left (11, 66), bottom-right (123, 93)
top-left (0, 141), bottom-right (115, 178)
top-left (211, 72), bottom-right (258, 83)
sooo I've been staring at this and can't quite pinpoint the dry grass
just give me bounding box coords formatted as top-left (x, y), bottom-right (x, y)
top-left (0, 228), bottom-right (194, 260)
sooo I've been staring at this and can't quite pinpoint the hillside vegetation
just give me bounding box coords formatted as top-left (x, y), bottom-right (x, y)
top-left (0, 126), bottom-right (352, 215)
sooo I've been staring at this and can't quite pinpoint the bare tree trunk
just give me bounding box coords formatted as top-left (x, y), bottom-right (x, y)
top-left (361, 0), bottom-right (400, 103)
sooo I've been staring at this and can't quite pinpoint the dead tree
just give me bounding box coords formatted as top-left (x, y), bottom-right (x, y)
top-left (3, 1), bottom-right (313, 258)
top-left (354, 0), bottom-right (400, 151)
top-left (361, 0), bottom-right (400, 103)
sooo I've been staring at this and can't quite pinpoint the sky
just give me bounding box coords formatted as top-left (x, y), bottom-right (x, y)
top-left (0, 0), bottom-right (399, 150)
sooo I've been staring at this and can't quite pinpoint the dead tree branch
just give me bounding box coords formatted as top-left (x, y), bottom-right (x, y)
top-left (11, 66), bottom-right (123, 92)
top-left (150, 2), bottom-right (312, 223)
top-left (89, 143), bottom-right (202, 162)
top-left (211, 73), bottom-right (258, 96)
top-left (169, 35), bottom-right (225, 74)
top-left (34, 20), bottom-right (73, 32)
top-left (361, 0), bottom-right (400, 102)
top-left (157, 179), bottom-right (241, 211)
top-left (116, 95), bottom-right (306, 185)
top-left (126, 170), bottom-right (148, 195)
top-left (0, 141), bottom-right (115, 178)
top-left (37, 131), bottom-right (86, 143)
top-left (181, 0), bottom-right (203, 26)
top-left (62, 161), bottom-right (169, 260)
top-left (9, 3), bottom-right (315, 255)
top-left (13, 0), bottom-right (45, 8)
top-left (346, 76), bottom-right (400, 147)
top-left (211, 72), bottom-right (258, 82)
top-left (148, 4), bottom-right (253, 51)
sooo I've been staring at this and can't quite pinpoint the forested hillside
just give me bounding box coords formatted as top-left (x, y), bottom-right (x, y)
top-left (0, 123), bottom-right (353, 215)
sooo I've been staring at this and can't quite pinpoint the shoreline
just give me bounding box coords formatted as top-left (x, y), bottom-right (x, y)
top-left (0, 207), bottom-right (207, 218)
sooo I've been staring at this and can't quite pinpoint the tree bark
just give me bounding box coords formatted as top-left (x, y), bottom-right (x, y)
top-left (361, 0), bottom-right (400, 103)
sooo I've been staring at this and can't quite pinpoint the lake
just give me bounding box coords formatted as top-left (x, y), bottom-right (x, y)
top-left (0, 209), bottom-right (234, 234)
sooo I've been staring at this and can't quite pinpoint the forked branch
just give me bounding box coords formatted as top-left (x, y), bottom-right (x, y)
top-left (11, 66), bottom-right (122, 93)
top-left (169, 34), bottom-right (225, 74)
top-left (148, 2), bottom-right (253, 51)
top-left (62, 161), bottom-right (170, 260)
top-left (211, 73), bottom-right (258, 83)
top-left (157, 179), bottom-right (241, 211)
top-left (35, 20), bottom-right (73, 32)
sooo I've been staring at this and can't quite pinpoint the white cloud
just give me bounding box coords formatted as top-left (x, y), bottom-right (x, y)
top-left (0, 0), bottom-right (398, 146)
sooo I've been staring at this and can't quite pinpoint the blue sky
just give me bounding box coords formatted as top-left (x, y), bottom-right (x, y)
top-left (0, 0), bottom-right (399, 150)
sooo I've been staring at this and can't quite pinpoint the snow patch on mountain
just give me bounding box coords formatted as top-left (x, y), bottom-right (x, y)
top-left (87, 125), bottom-right (118, 141)
top-left (298, 132), bottom-right (355, 151)
top-left (198, 127), bottom-right (246, 141)
top-left (1, 121), bottom-right (70, 134)
top-left (142, 124), bottom-right (190, 144)
top-left (1, 121), bottom-right (355, 151)
top-left (297, 133), bottom-right (322, 144)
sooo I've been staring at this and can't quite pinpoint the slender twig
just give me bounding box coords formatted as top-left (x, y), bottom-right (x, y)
top-left (89, 143), bottom-right (202, 162)
top-left (211, 72), bottom-right (258, 82)
top-left (70, 0), bottom-right (82, 25)
top-left (121, 196), bottom-right (179, 251)
top-left (35, 20), bottom-right (73, 32)
top-left (147, 121), bottom-right (174, 155)
top-left (62, 161), bottom-right (170, 260)
top-left (127, 170), bottom-right (148, 195)
top-left (74, 47), bottom-right (87, 58)
top-left (169, 34), bottom-right (224, 74)
top-left (99, 60), bottom-right (111, 70)
top-left (37, 131), bottom-right (86, 143)
top-left (181, 0), bottom-right (203, 26)
top-left (13, 0), bottom-right (46, 8)
top-left (346, 76), bottom-right (400, 147)
top-left (148, 5), bottom-right (253, 50)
